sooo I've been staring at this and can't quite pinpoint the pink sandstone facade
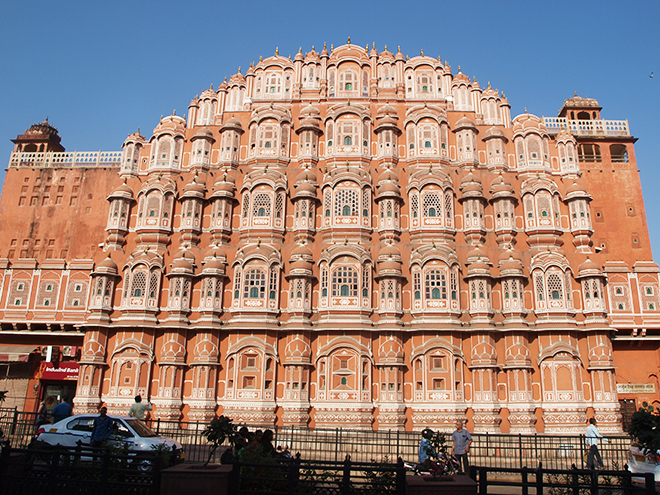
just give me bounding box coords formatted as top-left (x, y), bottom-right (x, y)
top-left (0, 41), bottom-right (658, 434)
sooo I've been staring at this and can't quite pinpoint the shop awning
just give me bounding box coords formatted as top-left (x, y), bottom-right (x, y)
top-left (0, 345), bottom-right (38, 363)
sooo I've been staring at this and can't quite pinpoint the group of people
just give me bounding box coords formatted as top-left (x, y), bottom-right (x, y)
top-left (418, 420), bottom-right (472, 474)
top-left (222, 426), bottom-right (292, 463)
top-left (35, 396), bottom-right (73, 427)
top-left (418, 417), bottom-right (608, 474)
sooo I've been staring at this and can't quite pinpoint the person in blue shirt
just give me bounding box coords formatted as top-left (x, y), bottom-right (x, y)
top-left (452, 420), bottom-right (472, 474)
top-left (586, 418), bottom-right (607, 469)
top-left (51, 396), bottom-right (72, 423)
top-left (418, 428), bottom-right (438, 470)
top-left (91, 407), bottom-right (114, 448)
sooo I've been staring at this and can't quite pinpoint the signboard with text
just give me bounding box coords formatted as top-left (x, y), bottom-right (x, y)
top-left (616, 383), bottom-right (656, 394)
top-left (38, 362), bottom-right (79, 381)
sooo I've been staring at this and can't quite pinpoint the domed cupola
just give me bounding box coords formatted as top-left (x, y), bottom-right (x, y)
top-left (88, 254), bottom-right (120, 318)
top-left (149, 113), bottom-right (186, 173)
top-left (121, 130), bottom-right (146, 176)
top-left (190, 126), bottom-right (215, 171)
top-left (482, 126), bottom-right (508, 170)
top-left (497, 247), bottom-right (526, 317)
top-left (285, 241), bottom-right (314, 320)
top-left (296, 104), bottom-right (323, 162)
top-left (105, 179), bottom-right (136, 250)
top-left (453, 116), bottom-right (479, 166)
top-left (459, 170), bottom-right (486, 244)
top-left (292, 169), bottom-right (318, 240)
top-left (218, 116), bottom-right (244, 167)
top-left (575, 257), bottom-right (606, 317)
top-left (207, 172), bottom-right (236, 244)
top-left (375, 240), bottom-right (404, 321)
top-left (465, 246), bottom-right (494, 318)
top-left (165, 247), bottom-right (195, 319)
top-left (179, 174), bottom-right (206, 246)
top-left (375, 168), bottom-right (402, 239)
top-left (564, 179), bottom-right (594, 252)
top-left (489, 173), bottom-right (517, 246)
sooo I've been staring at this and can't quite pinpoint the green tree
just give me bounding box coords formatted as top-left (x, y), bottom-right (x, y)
top-left (201, 415), bottom-right (237, 466)
top-left (629, 402), bottom-right (660, 455)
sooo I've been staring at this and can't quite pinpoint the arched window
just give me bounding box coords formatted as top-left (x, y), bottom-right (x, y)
top-left (244, 269), bottom-right (266, 299)
top-left (344, 136), bottom-right (352, 145)
top-left (252, 193), bottom-right (272, 219)
top-left (332, 267), bottom-right (358, 297)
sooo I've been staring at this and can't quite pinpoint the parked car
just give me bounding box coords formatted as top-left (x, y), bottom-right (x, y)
top-left (35, 414), bottom-right (184, 464)
top-left (627, 444), bottom-right (660, 481)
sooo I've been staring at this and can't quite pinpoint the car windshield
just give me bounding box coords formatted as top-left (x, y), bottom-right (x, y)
top-left (125, 419), bottom-right (157, 437)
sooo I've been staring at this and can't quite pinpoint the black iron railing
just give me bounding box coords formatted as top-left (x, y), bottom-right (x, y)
top-left (0, 444), bottom-right (162, 495)
top-left (470, 464), bottom-right (656, 495)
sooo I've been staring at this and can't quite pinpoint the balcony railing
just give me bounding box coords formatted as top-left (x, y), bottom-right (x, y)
top-left (543, 118), bottom-right (630, 137)
top-left (9, 151), bottom-right (122, 169)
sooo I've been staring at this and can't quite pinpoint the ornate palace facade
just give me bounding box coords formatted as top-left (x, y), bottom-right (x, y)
top-left (1, 41), bottom-right (657, 434)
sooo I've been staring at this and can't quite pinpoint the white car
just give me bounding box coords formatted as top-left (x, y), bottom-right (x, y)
top-left (35, 414), bottom-right (184, 464)
top-left (627, 445), bottom-right (660, 481)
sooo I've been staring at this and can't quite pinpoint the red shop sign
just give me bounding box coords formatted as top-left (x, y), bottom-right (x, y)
top-left (38, 362), bottom-right (80, 381)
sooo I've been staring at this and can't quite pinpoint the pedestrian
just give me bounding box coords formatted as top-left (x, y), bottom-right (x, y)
top-left (235, 426), bottom-right (250, 453)
top-left (128, 395), bottom-right (152, 421)
top-left (51, 396), bottom-right (73, 423)
top-left (91, 406), bottom-right (114, 449)
top-left (586, 418), bottom-right (607, 469)
top-left (35, 396), bottom-right (55, 428)
top-left (418, 428), bottom-right (439, 471)
top-left (261, 429), bottom-right (275, 456)
top-left (452, 420), bottom-right (472, 474)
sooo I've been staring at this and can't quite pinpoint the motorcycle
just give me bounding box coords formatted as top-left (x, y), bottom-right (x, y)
top-left (403, 453), bottom-right (462, 477)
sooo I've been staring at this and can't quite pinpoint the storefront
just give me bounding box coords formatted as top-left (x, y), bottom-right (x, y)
top-left (0, 345), bottom-right (39, 410)
top-left (35, 361), bottom-right (80, 406)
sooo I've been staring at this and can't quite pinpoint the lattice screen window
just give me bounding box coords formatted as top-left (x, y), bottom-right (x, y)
top-left (362, 189), bottom-right (370, 217)
top-left (534, 273), bottom-right (545, 302)
top-left (425, 270), bottom-right (446, 300)
top-left (407, 126), bottom-right (415, 150)
top-left (536, 193), bottom-right (552, 223)
top-left (339, 70), bottom-right (357, 92)
top-left (423, 193), bottom-right (442, 218)
top-left (244, 269), bottom-right (266, 299)
top-left (281, 126), bottom-right (289, 153)
top-left (171, 278), bottom-right (182, 299)
top-left (269, 268), bottom-right (278, 299)
top-left (362, 265), bottom-right (370, 297)
top-left (258, 125), bottom-right (277, 149)
top-left (274, 193), bottom-right (283, 220)
top-left (413, 272), bottom-right (421, 300)
top-left (332, 267), bottom-right (358, 297)
top-left (547, 273), bottom-right (564, 303)
top-left (122, 271), bottom-right (131, 300)
top-left (338, 121), bottom-right (358, 146)
top-left (417, 73), bottom-right (432, 93)
top-left (266, 73), bottom-right (281, 94)
top-left (335, 189), bottom-right (359, 216)
top-left (326, 121), bottom-right (334, 147)
top-left (444, 193), bottom-right (453, 222)
top-left (321, 268), bottom-right (328, 297)
top-left (324, 190), bottom-right (332, 217)
top-left (249, 127), bottom-right (257, 149)
top-left (233, 268), bottom-right (242, 299)
top-left (410, 192), bottom-right (419, 219)
top-left (131, 271), bottom-right (147, 298)
top-left (527, 136), bottom-right (541, 160)
top-left (252, 193), bottom-right (272, 219)
top-left (242, 193), bottom-right (250, 219)
top-left (564, 272), bottom-right (572, 301)
top-left (148, 272), bottom-right (159, 299)
top-left (450, 271), bottom-right (458, 300)
top-left (418, 125), bottom-right (438, 150)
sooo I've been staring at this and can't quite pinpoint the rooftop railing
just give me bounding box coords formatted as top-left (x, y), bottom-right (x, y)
top-left (543, 117), bottom-right (630, 137)
top-left (9, 151), bottom-right (122, 169)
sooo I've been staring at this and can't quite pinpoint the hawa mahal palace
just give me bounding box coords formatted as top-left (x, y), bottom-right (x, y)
top-left (0, 40), bottom-right (657, 434)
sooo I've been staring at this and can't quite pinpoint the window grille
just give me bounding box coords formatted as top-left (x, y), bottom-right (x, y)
top-left (362, 265), bottom-right (370, 297)
top-left (275, 193), bottom-right (284, 219)
top-left (252, 193), bottom-right (272, 219)
top-left (269, 268), bottom-right (278, 299)
top-left (410, 192), bottom-right (419, 219)
top-left (131, 271), bottom-right (147, 298)
top-left (148, 272), bottom-right (159, 299)
top-left (244, 269), bottom-right (266, 299)
top-left (362, 189), bottom-right (370, 217)
top-left (547, 273), bottom-right (563, 301)
top-left (234, 268), bottom-right (241, 299)
top-left (321, 267), bottom-right (328, 297)
top-left (535, 273), bottom-right (545, 301)
top-left (444, 192), bottom-right (453, 222)
top-left (425, 269), bottom-right (446, 300)
top-left (332, 267), bottom-right (358, 297)
top-left (413, 272), bottom-right (421, 300)
top-left (423, 193), bottom-right (442, 219)
top-left (335, 189), bottom-right (359, 217)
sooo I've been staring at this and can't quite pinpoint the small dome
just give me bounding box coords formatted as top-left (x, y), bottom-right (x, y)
top-left (182, 175), bottom-right (206, 197)
top-left (108, 180), bottom-right (134, 201)
top-left (211, 172), bottom-right (236, 197)
top-left (300, 103), bottom-right (321, 117)
top-left (483, 126), bottom-right (508, 142)
top-left (97, 255), bottom-right (118, 273)
top-left (498, 249), bottom-right (525, 277)
top-left (153, 114), bottom-right (186, 137)
top-left (490, 174), bottom-right (515, 198)
top-left (565, 180), bottom-right (590, 199)
top-left (291, 242), bottom-right (313, 258)
top-left (294, 169), bottom-right (318, 197)
top-left (192, 127), bottom-right (214, 141)
top-left (380, 243), bottom-right (401, 260)
top-left (220, 116), bottom-right (243, 132)
top-left (577, 257), bottom-right (601, 278)
top-left (294, 49), bottom-right (304, 61)
top-left (376, 103), bottom-right (398, 119)
top-left (453, 72), bottom-right (470, 84)
top-left (460, 170), bottom-right (483, 197)
top-left (454, 116), bottom-right (478, 132)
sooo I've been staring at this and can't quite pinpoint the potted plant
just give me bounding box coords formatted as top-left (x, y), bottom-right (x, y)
top-left (201, 415), bottom-right (238, 466)
top-left (628, 402), bottom-right (660, 480)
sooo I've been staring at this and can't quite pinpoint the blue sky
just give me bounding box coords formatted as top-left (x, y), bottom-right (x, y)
top-left (1, 0), bottom-right (658, 254)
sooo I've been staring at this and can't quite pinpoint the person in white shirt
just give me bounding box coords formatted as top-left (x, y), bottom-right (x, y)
top-left (586, 418), bottom-right (607, 469)
top-left (128, 395), bottom-right (152, 421)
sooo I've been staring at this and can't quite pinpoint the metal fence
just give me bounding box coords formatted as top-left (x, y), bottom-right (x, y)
top-left (0, 445), bottom-right (162, 495)
top-left (1, 408), bottom-right (634, 469)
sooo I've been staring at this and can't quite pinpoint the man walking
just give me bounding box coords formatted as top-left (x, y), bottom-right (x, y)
top-left (586, 418), bottom-right (607, 469)
top-left (128, 395), bottom-right (152, 421)
top-left (452, 420), bottom-right (472, 474)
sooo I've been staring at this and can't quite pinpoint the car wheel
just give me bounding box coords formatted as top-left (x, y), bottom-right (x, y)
top-left (134, 459), bottom-right (153, 473)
